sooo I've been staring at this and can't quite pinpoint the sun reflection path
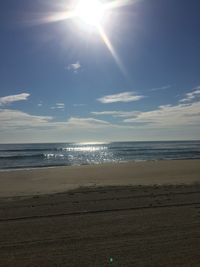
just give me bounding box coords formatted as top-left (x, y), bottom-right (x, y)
top-left (64, 146), bottom-right (107, 152)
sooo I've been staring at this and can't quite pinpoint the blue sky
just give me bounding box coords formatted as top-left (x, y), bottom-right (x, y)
top-left (0, 0), bottom-right (200, 143)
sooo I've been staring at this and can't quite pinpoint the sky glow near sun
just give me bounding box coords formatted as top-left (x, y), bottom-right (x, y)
top-left (36, 0), bottom-right (129, 74)
top-left (72, 0), bottom-right (125, 73)
top-left (74, 0), bottom-right (105, 27)
top-left (23, 0), bottom-right (131, 75)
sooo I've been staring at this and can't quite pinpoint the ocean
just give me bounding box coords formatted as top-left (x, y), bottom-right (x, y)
top-left (0, 141), bottom-right (200, 170)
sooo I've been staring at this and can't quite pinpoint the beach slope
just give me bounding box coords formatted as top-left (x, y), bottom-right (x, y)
top-left (0, 159), bottom-right (200, 197)
top-left (0, 160), bottom-right (200, 266)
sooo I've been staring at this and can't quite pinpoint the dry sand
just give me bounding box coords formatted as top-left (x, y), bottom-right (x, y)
top-left (0, 159), bottom-right (200, 197)
top-left (0, 160), bottom-right (200, 266)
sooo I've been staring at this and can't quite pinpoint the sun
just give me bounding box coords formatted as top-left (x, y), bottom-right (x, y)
top-left (74, 0), bottom-right (105, 27)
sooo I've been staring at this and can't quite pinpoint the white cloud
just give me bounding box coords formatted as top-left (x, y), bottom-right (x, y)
top-left (0, 109), bottom-right (110, 131)
top-left (0, 93), bottom-right (30, 106)
top-left (0, 109), bottom-right (53, 129)
top-left (94, 87), bottom-right (200, 127)
top-left (91, 110), bottom-right (140, 118)
top-left (67, 61), bottom-right (81, 73)
top-left (124, 101), bottom-right (200, 127)
top-left (98, 92), bottom-right (144, 104)
top-left (150, 85), bottom-right (172, 92)
top-left (56, 103), bottom-right (65, 106)
top-left (0, 108), bottom-right (199, 143)
top-left (92, 111), bottom-right (123, 116)
top-left (51, 103), bottom-right (65, 110)
top-left (66, 117), bottom-right (110, 128)
top-left (0, 109), bottom-right (118, 142)
top-left (179, 87), bottom-right (200, 103)
top-left (1, 86), bottom-right (200, 142)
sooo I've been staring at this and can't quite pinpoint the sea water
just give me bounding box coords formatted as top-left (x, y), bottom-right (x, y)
top-left (0, 141), bottom-right (200, 170)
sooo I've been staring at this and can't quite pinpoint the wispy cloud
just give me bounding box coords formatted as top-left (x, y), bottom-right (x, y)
top-left (37, 101), bottom-right (43, 107)
top-left (0, 109), bottom-right (139, 143)
top-left (179, 86), bottom-right (200, 103)
top-left (91, 110), bottom-right (140, 118)
top-left (66, 117), bottom-right (110, 128)
top-left (150, 85), bottom-right (172, 92)
top-left (0, 109), bottom-right (53, 129)
top-left (67, 61), bottom-right (81, 73)
top-left (92, 111), bottom-right (123, 116)
top-left (1, 87), bottom-right (199, 142)
top-left (0, 106), bottom-right (199, 143)
top-left (0, 93), bottom-right (30, 106)
top-left (98, 92), bottom-right (144, 104)
top-left (51, 103), bottom-right (65, 110)
top-left (93, 88), bottom-right (200, 127)
top-left (0, 108), bottom-right (110, 132)
top-left (124, 101), bottom-right (200, 127)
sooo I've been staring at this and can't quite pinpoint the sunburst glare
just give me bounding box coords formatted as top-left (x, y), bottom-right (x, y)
top-left (74, 0), bottom-right (105, 27)
top-left (22, 0), bottom-right (137, 75)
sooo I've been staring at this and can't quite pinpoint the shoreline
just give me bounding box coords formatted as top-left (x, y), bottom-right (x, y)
top-left (1, 157), bottom-right (200, 172)
top-left (0, 159), bottom-right (200, 198)
top-left (0, 157), bottom-right (200, 172)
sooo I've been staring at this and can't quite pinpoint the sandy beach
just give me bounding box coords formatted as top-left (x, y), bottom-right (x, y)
top-left (0, 159), bottom-right (200, 197)
top-left (0, 160), bottom-right (200, 266)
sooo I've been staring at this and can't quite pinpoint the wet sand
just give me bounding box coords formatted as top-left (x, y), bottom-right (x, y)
top-left (0, 160), bottom-right (200, 266)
